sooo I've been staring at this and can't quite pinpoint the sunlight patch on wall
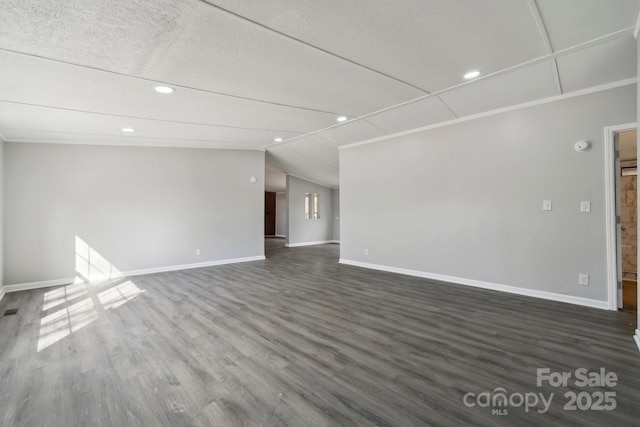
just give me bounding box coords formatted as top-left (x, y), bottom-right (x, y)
top-left (75, 236), bottom-right (123, 282)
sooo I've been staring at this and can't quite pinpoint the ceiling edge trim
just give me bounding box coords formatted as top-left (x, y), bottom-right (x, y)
top-left (270, 145), bottom-right (338, 171)
top-left (0, 99), bottom-right (307, 134)
top-left (1, 139), bottom-right (267, 152)
top-left (339, 78), bottom-right (637, 151)
top-left (286, 173), bottom-right (335, 190)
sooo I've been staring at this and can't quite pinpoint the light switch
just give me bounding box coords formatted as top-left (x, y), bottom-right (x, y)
top-left (543, 200), bottom-right (552, 211)
top-left (580, 201), bottom-right (591, 213)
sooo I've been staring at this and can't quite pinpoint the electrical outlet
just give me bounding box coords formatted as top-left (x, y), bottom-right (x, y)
top-left (580, 201), bottom-right (591, 213)
top-left (364, 248), bottom-right (369, 256)
top-left (578, 274), bottom-right (589, 286)
top-left (196, 248), bottom-right (202, 256)
top-left (543, 200), bottom-right (552, 211)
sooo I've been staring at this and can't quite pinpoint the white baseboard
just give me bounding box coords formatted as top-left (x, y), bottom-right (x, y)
top-left (339, 259), bottom-right (610, 310)
top-left (275, 234), bottom-right (286, 238)
top-left (331, 240), bottom-right (340, 244)
top-left (634, 330), bottom-right (640, 353)
top-left (286, 240), bottom-right (334, 247)
top-left (0, 286), bottom-right (5, 302)
top-left (121, 255), bottom-right (266, 277)
top-left (5, 278), bottom-right (75, 293)
top-left (4, 255), bottom-right (266, 292)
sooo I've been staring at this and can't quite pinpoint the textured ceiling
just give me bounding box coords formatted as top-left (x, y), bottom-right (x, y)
top-left (0, 0), bottom-right (638, 190)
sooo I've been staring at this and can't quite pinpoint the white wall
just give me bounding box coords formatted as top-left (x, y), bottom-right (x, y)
top-left (4, 143), bottom-right (265, 286)
top-left (286, 175), bottom-right (333, 246)
top-left (332, 188), bottom-right (340, 242)
top-left (276, 192), bottom-right (287, 237)
top-left (340, 85), bottom-right (636, 307)
top-left (0, 140), bottom-right (4, 299)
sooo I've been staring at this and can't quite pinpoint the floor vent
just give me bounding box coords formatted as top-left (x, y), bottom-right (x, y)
top-left (3, 308), bottom-right (19, 316)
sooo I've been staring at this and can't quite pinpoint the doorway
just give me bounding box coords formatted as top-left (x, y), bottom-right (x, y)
top-left (619, 129), bottom-right (638, 310)
top-left (605, 123), bottom-right (638, 311)
top-left (265, 192), bottom-right (276, 236)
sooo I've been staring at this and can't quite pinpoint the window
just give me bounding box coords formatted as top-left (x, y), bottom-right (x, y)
top-left (304, 193), bottom-right (311, 219)
top-left (313, 193), bottom-right (319, 219)
top-left (304, 193), bottom-right (320, 219)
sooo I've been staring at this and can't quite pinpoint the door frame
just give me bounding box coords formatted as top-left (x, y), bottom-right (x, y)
top-left (604, 122), bottom-right (637, 310)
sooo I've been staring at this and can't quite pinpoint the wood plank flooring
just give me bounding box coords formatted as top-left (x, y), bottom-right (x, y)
top-left (623, 279), bottom-right (637, 310)
top-left (0, 239), bottom-right (639, 426)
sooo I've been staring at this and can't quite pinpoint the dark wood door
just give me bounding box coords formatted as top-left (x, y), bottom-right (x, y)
top-left (265, 192), bottom-right (276, 235)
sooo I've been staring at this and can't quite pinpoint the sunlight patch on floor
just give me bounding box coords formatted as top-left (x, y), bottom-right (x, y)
top-left (37, 237), bottom-right (145, 352)
top-left (98, 281), bottom-right (145, 311)
top-left (42, 282), bottom-right (88, 311)
top-left (37, 297), bottom-right (98, 352)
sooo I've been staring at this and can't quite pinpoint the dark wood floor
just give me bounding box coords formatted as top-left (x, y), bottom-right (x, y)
top-left (0, 239), bottom-right (638, 426)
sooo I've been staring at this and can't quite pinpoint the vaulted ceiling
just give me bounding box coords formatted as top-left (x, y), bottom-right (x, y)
top-left (1, 0), bottom-right (639, 190)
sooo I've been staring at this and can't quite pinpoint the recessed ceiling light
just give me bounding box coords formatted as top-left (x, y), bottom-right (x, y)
top-left (154, 86), bottom-right (175, 94)
top-left (121, 128), bottom-right (136, 133)
top-left (336, 116), bottom-right (348, 122)
top-left (274, 137), bottom-right (283, 142)
top-left (464, 70), bottom-right (481, 80)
